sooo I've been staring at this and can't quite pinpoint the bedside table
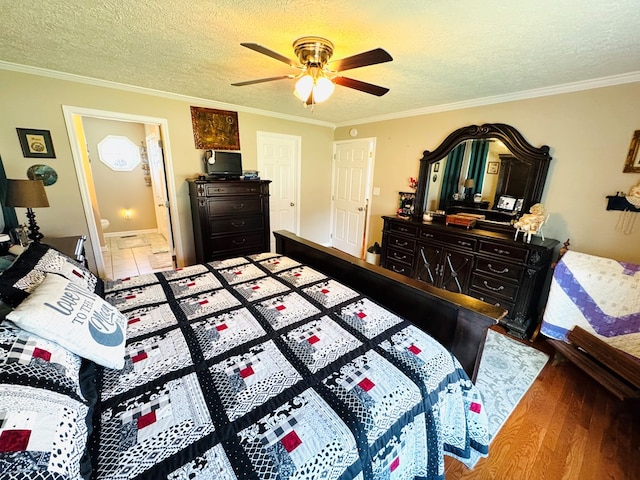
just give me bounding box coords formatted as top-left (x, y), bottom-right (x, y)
top-left (44, 235), bottom-right (88, 267)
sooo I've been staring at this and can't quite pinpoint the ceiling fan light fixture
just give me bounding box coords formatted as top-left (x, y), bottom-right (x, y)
top-left (294, 73), bottom-right (335, 104)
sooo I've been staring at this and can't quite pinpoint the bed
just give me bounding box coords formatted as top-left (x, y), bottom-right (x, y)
top-left (0, 230), bottom-right (505, 479)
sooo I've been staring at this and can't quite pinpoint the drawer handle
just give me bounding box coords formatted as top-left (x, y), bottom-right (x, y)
top-left (487, 263), bottom-right (509, 274)
top-left (392, 265), bottom-right (405, 273)
top-left (392, 253), bottom-right (407, 260)
top-left (231, 221), bottom-right (246, 227)
top-left (483, 281), bottom-right (505, 292)
top-left (492, 248), bottom-right (511, 256)
top-left (394, 240), bottom-right (409, 247)
top-left (232, 238), bottom-right (247, 245)
top-left (422, 233), bottom-right (434, 238)
top-left (398, 227), bottom-right (408, 232)
top-left (457, 241), bottom-right (472, 247)
top-left (231, 203), bottom-right (245, 210)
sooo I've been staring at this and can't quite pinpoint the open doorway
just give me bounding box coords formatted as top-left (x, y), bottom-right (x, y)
top-left (62, 106), bottom-right (182, 279)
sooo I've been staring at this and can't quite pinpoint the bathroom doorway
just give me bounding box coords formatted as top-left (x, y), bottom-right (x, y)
top-left (62, 106), bottom-right (181, 279)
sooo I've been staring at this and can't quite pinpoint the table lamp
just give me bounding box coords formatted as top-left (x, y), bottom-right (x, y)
top-left (5, 179), bottom-right (49, 243)
top-left (464, 178), bottom-right (475, 200)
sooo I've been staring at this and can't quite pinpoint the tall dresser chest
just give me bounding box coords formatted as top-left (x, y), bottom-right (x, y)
top-left (187, 179), bottom-right (271, 262)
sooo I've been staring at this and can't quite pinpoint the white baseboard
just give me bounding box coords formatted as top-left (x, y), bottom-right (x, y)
top-left (104, 228), bottom-right (159, 238)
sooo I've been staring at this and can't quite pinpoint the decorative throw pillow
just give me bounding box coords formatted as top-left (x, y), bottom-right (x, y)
top-left (6, 274), bottom-right (126, 369)
top-left (0, 242), bottom-right (103, 307)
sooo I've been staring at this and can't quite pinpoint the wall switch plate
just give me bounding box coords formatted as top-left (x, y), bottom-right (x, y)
top-left (373, 187), bottom-right (380, 196)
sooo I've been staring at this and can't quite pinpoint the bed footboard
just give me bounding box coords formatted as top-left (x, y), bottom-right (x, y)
top-left (274, 230), bottom-right (506, 381)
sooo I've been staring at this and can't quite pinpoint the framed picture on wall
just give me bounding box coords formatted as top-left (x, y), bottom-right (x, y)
top-left (486, 161), bottom-right (499, 174)
top-left (16, 128), bottom-right (56, 158)
top-left (190, 106), bottom-right (240, 150)
top-left (623, 130), bottom-right (640, 173)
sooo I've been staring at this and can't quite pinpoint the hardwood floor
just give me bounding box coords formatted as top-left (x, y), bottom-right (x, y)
top-left (444, 333), bottom-right (640, 479)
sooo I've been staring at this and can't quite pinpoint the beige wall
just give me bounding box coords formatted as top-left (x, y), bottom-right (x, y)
top-left (335, 83), bottom-right (640, 263)
top-left (2, 67), bottom-right (639, 268)
top-left (0, 69), bottom-right (333, 269)
top-left (82, 117), bottom-right (156, 233)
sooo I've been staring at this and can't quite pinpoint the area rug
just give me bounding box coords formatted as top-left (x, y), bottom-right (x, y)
top-left (465, 329), bottom-right (549, 467)
top-left (117, 236), bottom-right (150, 249)
top-left (148, 252), bottom-right (173, 269)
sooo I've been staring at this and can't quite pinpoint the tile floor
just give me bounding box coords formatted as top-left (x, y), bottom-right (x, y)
top-left (102, 232), bottom-right (173, 280)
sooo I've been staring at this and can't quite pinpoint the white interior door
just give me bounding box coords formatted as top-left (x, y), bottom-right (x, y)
top-left (331, 139), bottom-right (374, 257)
top-left (257, 132), bottom-right (300, 251)
top-left (145, 129), bottom-right (174, 256)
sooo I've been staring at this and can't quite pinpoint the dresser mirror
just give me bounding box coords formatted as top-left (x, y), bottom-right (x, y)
top-left (413, 123), bottom-right (552, 230)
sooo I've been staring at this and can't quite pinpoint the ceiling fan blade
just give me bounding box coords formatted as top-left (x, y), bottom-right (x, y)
top-left (231, 75), bottom-right (295, 86)
top-left (329, 48), bottom-right (393, 72)
top-left (240, 43), bottom-right (300, 67)
top-left (333, 76), bottom-right (390, 96)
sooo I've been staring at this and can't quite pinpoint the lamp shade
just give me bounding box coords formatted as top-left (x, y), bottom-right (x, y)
top-left (5, 179), bottom-right (49, 208)
top-left (464, 178), bottom-right (475, 188)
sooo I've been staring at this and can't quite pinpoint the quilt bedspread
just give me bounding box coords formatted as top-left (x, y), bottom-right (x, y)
top-left (541, 250), bottom-right (640, 358)
top-left (90, 253), bottom-right (489, 480)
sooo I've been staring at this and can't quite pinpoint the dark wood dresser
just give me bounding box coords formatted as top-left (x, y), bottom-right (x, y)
top-left (187, 179), bottom-right (271, 262)
top-left (380, 215), bottom-right (559, 339)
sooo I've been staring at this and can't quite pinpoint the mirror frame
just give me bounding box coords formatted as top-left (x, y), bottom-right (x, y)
top-left (413, 123), bottom-right (552, 221)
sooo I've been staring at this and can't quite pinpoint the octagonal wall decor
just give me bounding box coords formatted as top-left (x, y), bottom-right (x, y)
top-left (98, 135), bottom-right (141, 171)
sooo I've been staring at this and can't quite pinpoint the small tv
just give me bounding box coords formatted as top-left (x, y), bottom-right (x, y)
top-left (204, 150), bottom-right (242, 179)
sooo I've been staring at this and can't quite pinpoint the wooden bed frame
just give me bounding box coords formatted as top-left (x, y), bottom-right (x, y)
top-left (274, 230), bottom-right (507, 381)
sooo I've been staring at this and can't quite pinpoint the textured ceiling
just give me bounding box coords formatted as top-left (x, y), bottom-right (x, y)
top-left (1, 0), bottom-right (640, 125)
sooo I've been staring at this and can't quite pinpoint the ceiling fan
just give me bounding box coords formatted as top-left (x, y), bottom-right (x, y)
top-left (231, 36), bottom-right (393, 107)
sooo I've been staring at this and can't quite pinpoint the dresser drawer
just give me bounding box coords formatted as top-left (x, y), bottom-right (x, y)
top-left (202, 183), bottom-right (265, 196)
top-left (478, 240), bottom-right (528, 262)
top-left (474, 257), bottom-right (524, 281)
top-left (210, 232), bottom-right (265, 252)
top-left (209, 215), bottom-right (264, 235)
top-left (468, 288), bottom-right (515, 313)
top-left (389, 222), bottom-right (418, 236)
top-left (470, 273), bottom-right (519, 300)
top-left (387, 234), bottom-right (416, 251)
top-left (386, 246), bottom-right (414, 266)
top-left (206, 197), bottom-right (263, 216)
top-left (419, 228), bottom-right (476, 251)
top-left (385, 258), bottom-right (413, 277)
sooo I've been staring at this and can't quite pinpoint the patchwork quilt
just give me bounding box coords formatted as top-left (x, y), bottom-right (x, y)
top-left (541, 250), bottom-right (640, 358)
top-left (91, 253), bottom-right (489, 479)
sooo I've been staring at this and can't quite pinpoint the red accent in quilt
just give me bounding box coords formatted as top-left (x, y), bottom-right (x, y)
top-left (390, 456), bottom-right (400, 472)
top-left (358, 378), bottom-right (375, 392)
top-left (137, 411), bottom-right (157, 429)
top-left (0, 429), bottom-right (31, 452)
top-left (128, 318), bottom-right (141, 325)
top-left (252, 285), bottom-right (260, 290)
top-left (321, 289), bottom-right (330, 294)
top-left (132, 352), bottom-right (148, 363)
top-left (72, 269), bottom-right (84, 278)
top-left (125, 295), bottom-right (136, 300)
top-left (307, 335), bottom-right (320, 344)
top-left (276, 305), bottom-right (286, 311)
top-left (187, 282), bottom-right (196, 287)
top-left (294, 273), bottom-right (301, 277)
top-left (32, 347), bottom-right (51, 362)
top-left (408, 345), bottom-right (421, 355)
top-left (281, 430), bottom-right (302, 453)
top-left (357, 311), bottom-right (367, 319)
top-left (470, 402), bottom-right (482, 414)
top-left (240, 366), bottom-right (254, 378)
top-left (199, 299), bottom-right (209, 305)
top-left (216, 324), bottom-right (228, 331)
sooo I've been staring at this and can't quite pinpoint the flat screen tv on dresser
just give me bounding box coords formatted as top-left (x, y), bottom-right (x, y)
top-left (188, 179), bottom-right (271, 262)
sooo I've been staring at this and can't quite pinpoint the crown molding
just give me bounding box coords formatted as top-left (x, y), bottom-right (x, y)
top-left (0, 60), bottom-right (335, 128)
top-left (337, 71), bottom-right (640, 127)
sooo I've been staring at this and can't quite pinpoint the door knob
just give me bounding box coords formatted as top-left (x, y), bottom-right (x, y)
top-left (358, 207), bottom-right (364, 211)
top-left (290, 202), bottom-right (295, 206)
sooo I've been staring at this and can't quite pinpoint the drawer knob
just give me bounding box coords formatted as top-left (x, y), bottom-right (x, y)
top-left (487, 263), bottom-right (509, 274)
top-left (492, 248), bottom-right (511, 255)
top-left (457, 241), bottom-right (472, 247)
top-left (393, 253), bottom-right (407, 260)
top-left (392, 265), bottom-right (405, 273)
top-left (231, 221), bottom-right (246, 227)
top-left (395, 241), bottom-right (408, 247)
top-left (232, 238), bottom-right (247, 245)
top-left (231, 203), bottom-right (245, 210)
top-left (399, 227), bottom-right (408, 232)
top-left (483, 281), bottom-right (505, 292)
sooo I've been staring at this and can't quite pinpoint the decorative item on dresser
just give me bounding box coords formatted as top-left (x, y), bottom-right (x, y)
top-left (187, 178), bottom-right (271, 262)
top-left (381, 123), bottom-right (560, 339)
